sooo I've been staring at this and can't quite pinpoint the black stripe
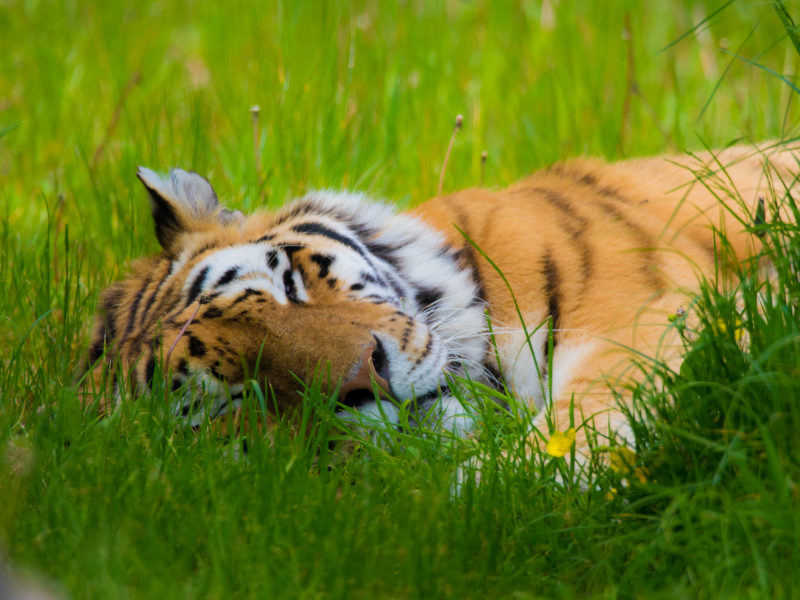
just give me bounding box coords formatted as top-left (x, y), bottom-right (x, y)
top-left (461, 248), bottom-right (487, 307)
top-left (550, 166), bottom-right (633, 205)
top-left (293, 221), bottom-right (404, 300)
top-left (415, 288), bottom-right (443, 311)
top-left (541, 250), bottom-right (561, 354)
top-left (310, 253), bottom-right (334, 278)
top-left (697, 237), bottom-right (718, 265)
top-left (145, 356), bottom-right (156, 387)
top-left (87, 328), bottom-right (107, 364)
top-left (256, 233), bottom-right (276, 243)
top-left (335, 215), bottom-right (378, 240)
top-left (271, 199), bottom-right (328, 228)
top-left (188, 335), bottom-right (206, 358)
top-left (147, 275), bottom-right (185, 332)
top-left (188, 244), bottom-right (215, 264)
top-left (443, 201), bottom-right (487, 307)
top-left (542, 251), bottom-right (560, 329)
top-left (216, 267), bottom-right (239, 287)
top-left (597, 186), bottom-right (630, 203)
top-left (231, 288), bottom-right (263, 306)
top-left (291, 222), bottom-right (364, 256)
top-left (203, 306), bottom-right (224, 319)
top-left (139, 263), bottom-right (172, 326)
top-left (415, 331), bottom-right (434, 365)
top-left (483, 363), bottom-right (505, 392)
top-left (207, 359), bottom-right (225, 381)
top-left (573, 171), bottom-right (632, 204)
top-left (377, 268), bottom-right (407, 301)
top-left (123, 275), bottom-right (152, 338)
top-left (281, 244), bottom-right (305, 261)
top-left (365, 241), bottom-right (405, 268)
top-left (186, 266), bottom-right (211, 306)
top-left (400, 325), bottom-right (412, 351)
top-left (596, 200), bottom-right (664, 289)
top-left (267, 250), bottom-right (279, 270)
top-left (283, 270), bottom-right (299, 302)
top-left (101, 286), bottom-right (124, 343)
top-left (531, 188), bottom-right (592, 289)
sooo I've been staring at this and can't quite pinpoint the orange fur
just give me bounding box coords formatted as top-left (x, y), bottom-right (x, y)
top-left (82, 143), bottom-right (800, 461)
top-left (415, 142), bottom-right (799, 453)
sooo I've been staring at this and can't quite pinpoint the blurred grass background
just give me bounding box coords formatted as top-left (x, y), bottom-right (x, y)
top-left (1, 0), bottom-right (799, 598)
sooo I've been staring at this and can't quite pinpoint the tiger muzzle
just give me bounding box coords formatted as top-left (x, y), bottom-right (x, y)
top-left (338, 339), bottom-right (392, 408)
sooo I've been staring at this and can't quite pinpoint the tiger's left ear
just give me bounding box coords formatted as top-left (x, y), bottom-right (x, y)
top-left (136, 167), bottom-right (243, 252)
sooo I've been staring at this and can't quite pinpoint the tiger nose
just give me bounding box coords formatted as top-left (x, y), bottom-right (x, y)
top-left (338, 340), bottom-right (392, 408)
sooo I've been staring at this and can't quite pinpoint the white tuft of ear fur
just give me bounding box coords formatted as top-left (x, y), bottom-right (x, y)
top-left (137, 166), bottom-right (244, 251)
top-left (136, 167), bottom-right (220, 218)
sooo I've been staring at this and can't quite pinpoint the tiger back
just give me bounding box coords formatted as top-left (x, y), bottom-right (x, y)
top-left (81, 143), bottom-right (799, 459)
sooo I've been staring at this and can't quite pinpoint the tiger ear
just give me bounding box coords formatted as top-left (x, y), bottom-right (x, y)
top-left (136, 167), bottom-right (243, 251)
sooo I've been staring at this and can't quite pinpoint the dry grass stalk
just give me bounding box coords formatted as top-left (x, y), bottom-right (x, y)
top-left (163, 294), bottom-right (209, 404)
top-left (250, 104), bottom-right (261, 172)
top-left (51, 194), bottom-right (66, 285)
top-left (438, 114), bottom-right (463, 196)
top-left (92, 71), bottom-right (141, 167)
top-left (620, 15), bottom-right (673, 152)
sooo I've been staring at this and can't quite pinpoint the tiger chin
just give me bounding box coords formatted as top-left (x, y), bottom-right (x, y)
top-left (81, 143), bottom-right (799, 482)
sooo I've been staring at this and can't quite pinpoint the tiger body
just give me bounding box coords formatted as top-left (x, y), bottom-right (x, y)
top-left (84, 143), bottom-right (798, 461)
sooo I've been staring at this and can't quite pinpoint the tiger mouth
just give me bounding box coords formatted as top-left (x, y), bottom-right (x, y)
top-left (340, 384), bottom-right (449, 411)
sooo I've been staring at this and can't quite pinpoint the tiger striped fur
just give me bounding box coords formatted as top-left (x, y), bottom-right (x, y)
top-left (82, 142), bottom-right (799, 469)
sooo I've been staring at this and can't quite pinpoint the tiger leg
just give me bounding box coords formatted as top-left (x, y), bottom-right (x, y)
top-left (528, 339), bottom-right (638, 471)
top-left (454, 333), bottom-right (662, 494)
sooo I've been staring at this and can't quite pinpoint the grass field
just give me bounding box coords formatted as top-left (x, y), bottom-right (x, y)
top-left (2, 0), bottom-right (800, 598)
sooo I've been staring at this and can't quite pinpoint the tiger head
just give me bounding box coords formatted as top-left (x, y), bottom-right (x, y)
top-left (82, 168), bottom-right (488, 433)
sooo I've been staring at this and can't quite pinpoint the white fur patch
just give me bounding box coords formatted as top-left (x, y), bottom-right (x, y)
top-left (183, 243), bottom-right (288, 304)
top-left (550, 338), bottom-right (602, 402)
top-left (495, 313), bottom-right (551, 409)
top-left (147, 188), bottom-right (490, 439)
top-left (137, 167), bottom-right (219, 217)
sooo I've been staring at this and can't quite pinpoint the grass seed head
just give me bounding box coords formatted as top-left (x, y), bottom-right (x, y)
top-left (438, 114), bottom-right (464, 195)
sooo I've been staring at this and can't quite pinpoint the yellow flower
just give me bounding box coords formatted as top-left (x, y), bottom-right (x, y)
top-left (714, 317), bottom-right (744, 341)
top-left (609, 446), bottom-right (636, 472)
top-left (546, 428), bottom-right (576, 457)
top-left (609, 446), bottom-right (648, 483)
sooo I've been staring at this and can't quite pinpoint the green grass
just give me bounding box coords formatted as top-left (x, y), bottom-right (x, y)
top-left (1, 0), bottom-right (800, 598)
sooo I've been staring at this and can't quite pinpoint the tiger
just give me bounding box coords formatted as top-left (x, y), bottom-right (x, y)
top-left (81, 142), bottom-right (799, 477)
